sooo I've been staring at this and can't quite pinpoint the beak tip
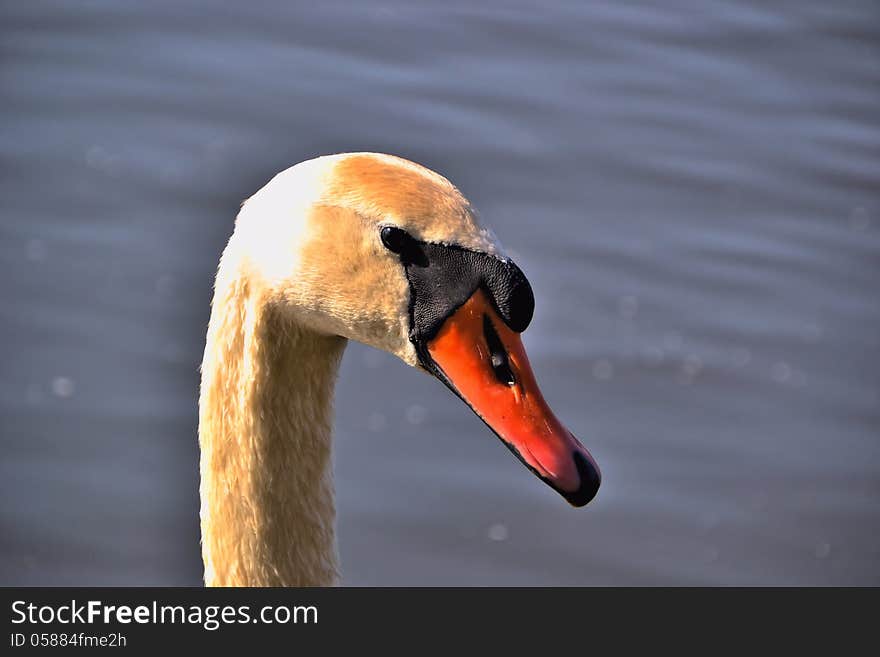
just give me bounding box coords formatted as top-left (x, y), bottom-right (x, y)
top-left (561, 450), bottom-right (602, 508)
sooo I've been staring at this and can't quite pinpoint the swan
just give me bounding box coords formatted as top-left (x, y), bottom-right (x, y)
top-left (198, 152), bottom-right (601, 586)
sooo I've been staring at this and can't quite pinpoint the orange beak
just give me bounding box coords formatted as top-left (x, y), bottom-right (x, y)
top-left (426, 289), bottom-right (601, 506)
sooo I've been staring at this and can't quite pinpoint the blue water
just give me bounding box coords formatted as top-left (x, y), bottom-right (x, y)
top-left (1, 0), bottom-right (878, 585)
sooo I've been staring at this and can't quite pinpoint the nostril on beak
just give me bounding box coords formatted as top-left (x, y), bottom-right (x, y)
top-left (483, 314), bottom-right (516, 386)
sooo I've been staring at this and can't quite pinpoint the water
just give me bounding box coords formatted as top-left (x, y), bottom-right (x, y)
top-left (1, 1), bottom-right (878, 585)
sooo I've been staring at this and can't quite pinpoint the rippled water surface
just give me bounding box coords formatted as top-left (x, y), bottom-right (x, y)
top-left (1, 1), bottom-right (878, 585)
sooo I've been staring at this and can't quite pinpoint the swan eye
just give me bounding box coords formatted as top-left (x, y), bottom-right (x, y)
top-left (380, 226), bottom-right (410, 253)
top-left (380, 226), bottom-right (427, 266)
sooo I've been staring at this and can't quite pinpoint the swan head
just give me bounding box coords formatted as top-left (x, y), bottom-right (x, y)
top-left (232, 152), bottom-right (601, 507)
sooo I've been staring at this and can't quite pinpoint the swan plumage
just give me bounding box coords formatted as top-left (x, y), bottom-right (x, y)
top-left (198, 153), bottom-right (599, 586)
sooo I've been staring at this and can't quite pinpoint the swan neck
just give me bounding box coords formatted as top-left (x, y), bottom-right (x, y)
top-left (199, 256), bottom-right (346, 586)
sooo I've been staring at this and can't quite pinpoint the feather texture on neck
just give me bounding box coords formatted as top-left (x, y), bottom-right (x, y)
top-left (199, 248), bottom-right (346, 586)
